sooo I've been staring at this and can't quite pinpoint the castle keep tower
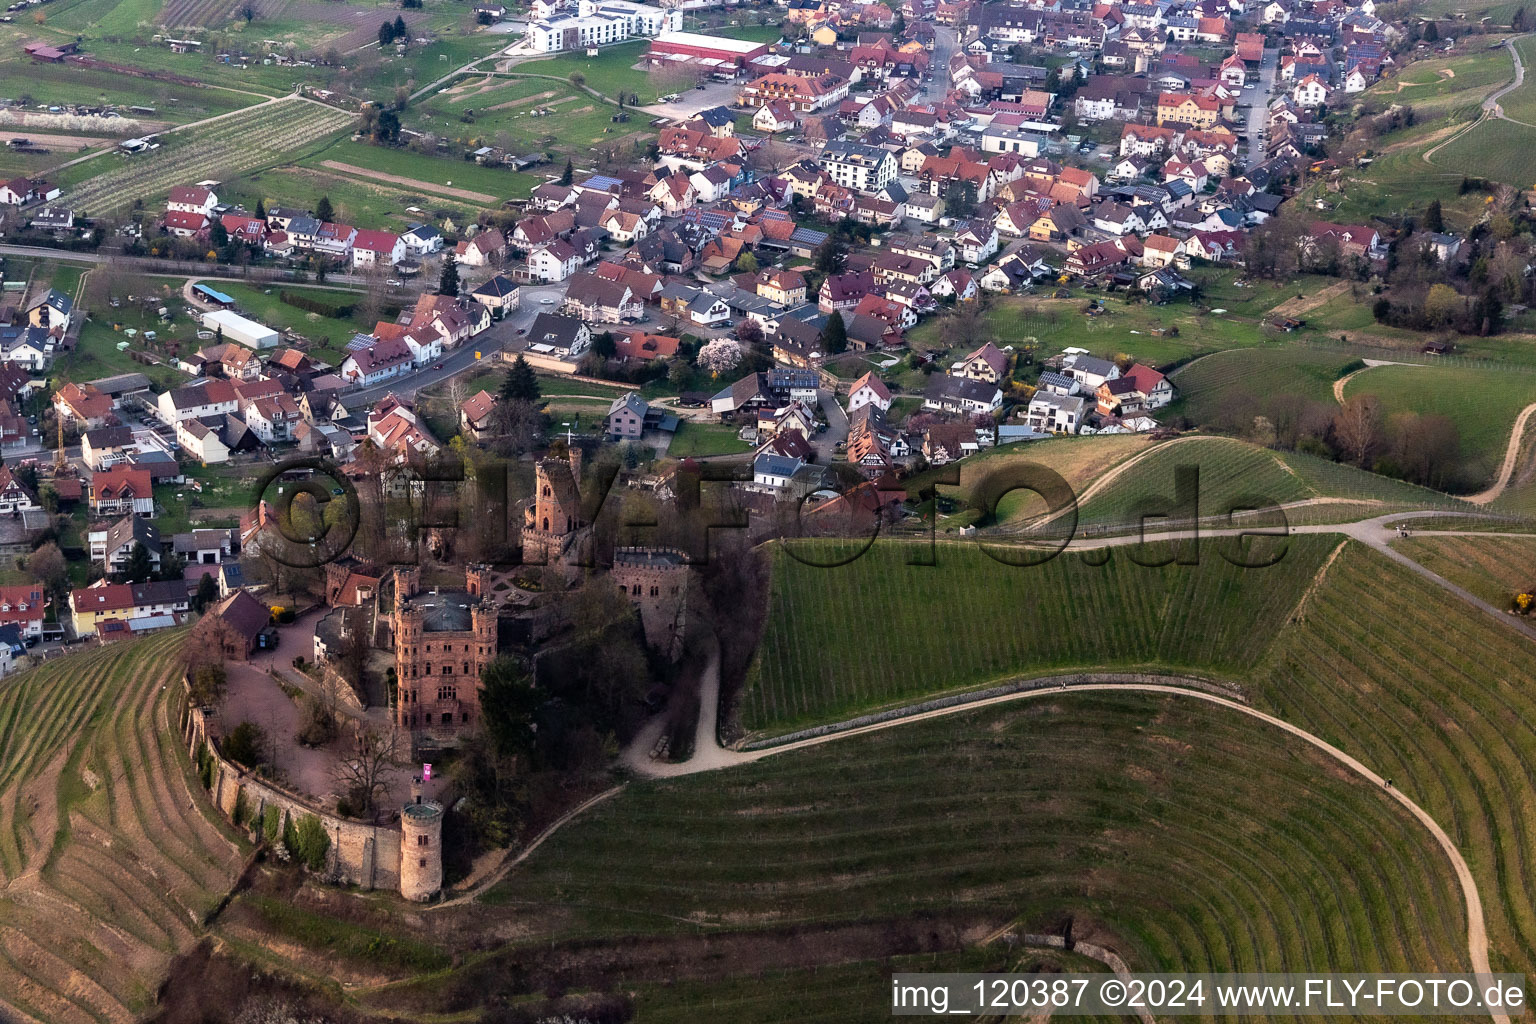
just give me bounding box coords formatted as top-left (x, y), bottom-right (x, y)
top-left (521, 447), bottom-right (586, 564)
top-left (399, 780), bottom-right (444, 902)
top-left (611, 547), bottom-right (690, 661)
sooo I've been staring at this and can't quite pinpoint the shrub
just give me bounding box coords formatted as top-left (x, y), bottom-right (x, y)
top-left (223, 721), bottom-right (265, 769)
top-left (263, 805), bottom-right (284, 845)
top-left (295, 694), bottom-right (338, 747)
top-left (290, 813), bottom-right (330, 872)
top-left (279, 290), bottom-right (354, 319)
top-left (233, 788), bottom-right (249, 827)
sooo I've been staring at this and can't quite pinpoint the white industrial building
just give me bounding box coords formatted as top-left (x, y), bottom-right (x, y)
top-left (525, 0), bottom-right (680, 52)
top-left (201, 310), bottom-right (279, 350)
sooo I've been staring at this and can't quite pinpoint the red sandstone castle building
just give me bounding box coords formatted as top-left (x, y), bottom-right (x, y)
top-left (389, 564), bottom-right (497, 744)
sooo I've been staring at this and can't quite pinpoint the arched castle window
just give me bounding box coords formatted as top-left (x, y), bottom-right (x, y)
top-left (649, 586), bottom-right (659, 597)
top-left (438, 685), bottom-right (457, 701)
top-left (542, 517), bottom-right (549, 530)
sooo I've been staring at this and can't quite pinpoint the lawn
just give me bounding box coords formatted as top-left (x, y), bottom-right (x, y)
top-left (0, 58), bottom-right (259, 123)
top-left (907, 292), bottom-right (1272, 376)
top-left (0, 631), bottom-right (247, 1021)
top-left (666, 419), bottom-right (747, 457)
top-left (214, 281), bottom-right (371, 363)
top-left (1342, 363), bottom-right (1536, 491)
top-left (746, 533), bottom-right (1335, 734)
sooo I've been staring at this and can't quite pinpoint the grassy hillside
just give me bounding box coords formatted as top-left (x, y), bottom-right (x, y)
top-left (747, 533), bottom-right (1334, 733)
top-left (1169, 348), bottom-right (1358, 425)
top-left (0, 631), bottom-right (245, 1023)
top-left (1342, 364), bottom-right (1536, 490)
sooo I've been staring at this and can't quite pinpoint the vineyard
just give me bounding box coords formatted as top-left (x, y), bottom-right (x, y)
top-left (0, 630), bottom-right (245, 1023)
top-left (1392, 533), bottom-right (1536, 607)
top-left (63, 98), bottom-right (354, 215)
top-left (1259, 540), bottom-right (1536, 978)
top-left (746, 533), bottom-right (1335, 733)
top-left (473, 690), bottom-right (1470, 1019)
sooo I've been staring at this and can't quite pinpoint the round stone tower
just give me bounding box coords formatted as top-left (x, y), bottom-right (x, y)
top-left (399, 785), bottom-right (444, 902)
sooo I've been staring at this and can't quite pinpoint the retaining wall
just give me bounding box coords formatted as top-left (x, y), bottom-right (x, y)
top-left (182, 703), bottom-right (403, 892)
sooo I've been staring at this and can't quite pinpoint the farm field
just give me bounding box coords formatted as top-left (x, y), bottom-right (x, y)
top-left (746, 533), bottom-right (1335, 734)
top-left (0, 630), bottom-right (246, 1023)
top-left (1391, 533), bottom-right (1536, 607)
top-left (412, 76), bottom-right (652, 165)
top-left (1429, 116), bottom-right (1536, 189)
top-left (290, 137), bottom-right (540, 206)
top-left (1255, 540), bottom-right (1536, 975)
top-left (1167, 347), bottom-right (1359, 425)
top-left (61, 97), bottom-right (354, 215)
top-left (1342, 363), bottom-right (1536, 491)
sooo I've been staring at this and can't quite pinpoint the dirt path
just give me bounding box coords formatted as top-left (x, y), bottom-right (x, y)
top-left (1269, 279), bottom-right (1351, 318)
top-left (1465, 401), bottom-right (1536, 504)
top-left (1425, 35), bottom-right (1530, 163)
top-left (316, 161), bottom-right (499, 203)
top-left (1332, 357), bottom-right (1412, 404)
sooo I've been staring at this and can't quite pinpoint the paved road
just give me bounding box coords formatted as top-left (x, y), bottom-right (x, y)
top-left (347, 281), bottom-right (568, 404)
top-left (924, 25), bottom-right (958, 104)
top-left (1244, 47), bottom-right (1278, 159)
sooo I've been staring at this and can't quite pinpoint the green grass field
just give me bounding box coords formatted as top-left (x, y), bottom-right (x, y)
top-left (666, 420), bottom-right (748, 457)
top-left (214, 281), bottom-right (369, 363)
top-left (411, 75), bottom-right (652, 164)
top-left (0, 631), bottom-right (246, 1022)
top-left (1168, 348), bottom-right (1359, 425)
top-left (1343, 363), bottom-right (1536, 490)
top-left (747, 533), bottom-right (1335, 733)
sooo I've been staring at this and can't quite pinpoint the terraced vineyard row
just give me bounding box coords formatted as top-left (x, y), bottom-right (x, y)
top-left (475, 691), bottom-right (1471, 1019)
top-left (748, 534), bottom-right (1334, 733)
top-left (64, 99), bottom-right (356, 215)
top-left (1261, 541), bottom-right (1536, 977)
top-left (0, 632), bottom-right (245, 1024)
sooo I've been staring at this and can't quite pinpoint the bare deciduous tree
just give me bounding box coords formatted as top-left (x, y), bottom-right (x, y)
top-left (1333, 394), bottom-right (1383, 467)
top-left (333, 727), bottom-right (401, 817)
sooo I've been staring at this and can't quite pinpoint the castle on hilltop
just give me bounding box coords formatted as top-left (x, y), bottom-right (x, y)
top-left (388, 564), bottom-right (498, 746)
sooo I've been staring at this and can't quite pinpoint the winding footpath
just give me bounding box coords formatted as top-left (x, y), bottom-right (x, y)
top-left (1425, 34), bottom-right (1531, 163)
top-left (1466, 401), bottom-right (1536, 504)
